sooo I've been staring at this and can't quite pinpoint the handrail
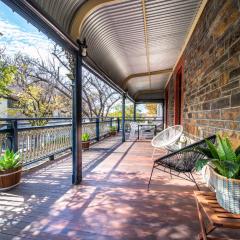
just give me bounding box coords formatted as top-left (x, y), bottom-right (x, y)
top-left (0, 117), bottom-right (72, 121)
top-left (0, 117), bottom-right (120, 167)
top-left (0, 116), bottom-right (163, 169)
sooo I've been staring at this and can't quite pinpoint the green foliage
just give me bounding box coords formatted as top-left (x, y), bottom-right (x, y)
top-left (195, 135), bottom-right (240, 179)
top-left (0, 61), bottom-right (17, 97)
top-left (145, 103), bottom-right (157, 116)
top-left (109, 104), bottom-right (142, 118)
top-left (0, 149), bottom-right (21, 171)
top-left (82, 133), bottom-right (90, 142)
top-left (16, 85), bottom-right (60, 126)
top-left (109, 126), bottom-right (117, 132)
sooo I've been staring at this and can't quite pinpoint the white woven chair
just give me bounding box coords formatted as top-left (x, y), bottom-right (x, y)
top-left (151, 125), bottom-right (183, 160)
top-left (129, 122), bottom-right (139, 139)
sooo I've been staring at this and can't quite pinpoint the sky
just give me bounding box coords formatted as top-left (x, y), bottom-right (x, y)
top-left (0, 1), bottom-right (73, 83)
top-left (0, 1), bottom-right (52, 59)
top-left (0, 1), bottom-right (152, 115)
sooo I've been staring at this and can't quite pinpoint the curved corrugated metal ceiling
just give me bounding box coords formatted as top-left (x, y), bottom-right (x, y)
top-left (80, 0), bottom-right (202, 98)
top-left (81, 0), bottom-right (146, 91)
top-left (28, 0), bottom-right (203, 99)
top-left (29, 0), bottom-right (86, 33)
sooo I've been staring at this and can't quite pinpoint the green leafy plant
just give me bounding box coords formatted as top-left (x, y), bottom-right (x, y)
top-left (82, 133), bottom-right (90, 142)
top-left (0, 62), bottom-right (17, 98)
top-left (195, 135), bottom-right (240, 179)
top-left (109, 126), bottom-right (117, 133)
top-left (0, 149), bottom-right (21, 171)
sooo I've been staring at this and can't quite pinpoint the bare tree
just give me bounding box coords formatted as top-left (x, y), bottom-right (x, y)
top-left (51, 44), bottom-right (121, 118)
top-left (2, 44), bottom-right (121, 119)
top-left (82, 68), bottom-right (121, 118)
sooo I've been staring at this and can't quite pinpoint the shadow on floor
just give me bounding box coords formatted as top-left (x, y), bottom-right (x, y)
top-left (0, 136), bottom-right (237, 240)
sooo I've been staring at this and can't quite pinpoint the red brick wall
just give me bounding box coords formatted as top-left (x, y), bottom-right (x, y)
top-left (165, 0), bottom-right (240, 148)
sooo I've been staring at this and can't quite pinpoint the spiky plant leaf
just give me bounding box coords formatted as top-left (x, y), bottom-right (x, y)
top-left (0, 149), bottom-right (22, 171)
top-left (221, 136), bottom-right (237, 162)
top-left (235, 146), bottom-right (240, 157)
top-left (205, 139), bottom-right (219, 159)
top-left (210, 160), bottom-right (228, 177)
top-left (195, 159), bottom-right (210, 171)
top-left (82, 133), bottom-right (90, 141)
top-left (216, 135), bottom-right (227, 161)
top-left (194, 135), bottom-right (240, 179)
top-left (220, 161), bottom-right (240, 178)
top-left (191, 147), bottom-right (213, 158)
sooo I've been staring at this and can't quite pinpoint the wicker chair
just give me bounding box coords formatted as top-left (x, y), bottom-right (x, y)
top-left (148, 135), bottom-right (216, 190)
top-left (151, 125), bottom-right (183, 160)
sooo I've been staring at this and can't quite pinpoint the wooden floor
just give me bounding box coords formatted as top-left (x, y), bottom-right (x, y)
top-left (0, 135), bottom-right (238, 240)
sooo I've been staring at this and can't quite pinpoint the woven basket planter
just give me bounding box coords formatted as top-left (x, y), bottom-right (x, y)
top-left (209, 166), bottom-right (240, 214)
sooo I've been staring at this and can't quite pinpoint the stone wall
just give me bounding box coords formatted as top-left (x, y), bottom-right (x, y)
top-left (165, 0), bottom-right (240, 148)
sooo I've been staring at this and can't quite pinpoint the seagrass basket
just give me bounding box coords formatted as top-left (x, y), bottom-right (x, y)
top-left (209, 166), bottom-right (240, 214)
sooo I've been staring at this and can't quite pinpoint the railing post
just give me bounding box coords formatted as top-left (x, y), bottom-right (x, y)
top-left (110, 117), bottom-right (113, 128)
top-left (11, 120), bottom-right (18, 152)
top-left (133, 102), bottom-right (136, 122)
top-left (117, 117), bottom-right (120, 132)
top-left (122, 93), bottom-right (126, 142)
top-left (162, 100), bottom-right (165, 130)
top-left (72, 45), bottom-right (83, 185)
top-left (96, 117), bottom-right (100, 141)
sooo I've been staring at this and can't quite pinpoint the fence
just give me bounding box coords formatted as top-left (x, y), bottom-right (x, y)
top-left (0, 117), bottom-right (118, 167)
top-left (0, 116), bottom-right (162, 168)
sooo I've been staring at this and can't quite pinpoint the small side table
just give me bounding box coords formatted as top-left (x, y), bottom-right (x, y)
top-left (194, 191), bottom-right (240, 240)
top-left (137, 124), bottom-right (157, 140)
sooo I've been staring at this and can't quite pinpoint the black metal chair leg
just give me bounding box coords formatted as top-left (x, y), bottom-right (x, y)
top-left (190, 172), bottom-right (200, 190)
top-left (148, 164), bottom-right (155, 191)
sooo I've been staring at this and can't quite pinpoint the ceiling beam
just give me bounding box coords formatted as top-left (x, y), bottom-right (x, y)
top-left (70, 0), bottom-right (123, 40)
top-left (123, 68), bottom-right (172, 90)
top-left (135, 99), bottom-right (164, 104)
top-left (133, 89), bottom-right (164, 100)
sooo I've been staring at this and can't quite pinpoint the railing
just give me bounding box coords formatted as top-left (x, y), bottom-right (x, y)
top-left (0, 116), bottom-right (162, 168)
top-left (0, 117), bottom-right (119, 168)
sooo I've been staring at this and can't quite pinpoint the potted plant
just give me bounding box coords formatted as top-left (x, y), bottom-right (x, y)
top-left (0, 149), bottom-right (22, 190)
top-left (82, 133), bottom-right (90, 150)
top-left (195, 135), bottom-right (240, 214)
top-left (109, 126), bottom-right (117, 136)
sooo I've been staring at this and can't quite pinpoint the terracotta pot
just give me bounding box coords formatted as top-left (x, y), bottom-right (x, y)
top-left (0, 166), bottom-right (22, 190)
top-left (82, 141), bottom-right (90, 150)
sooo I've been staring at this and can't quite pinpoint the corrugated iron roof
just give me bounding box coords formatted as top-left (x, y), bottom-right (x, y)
top-left (27, 0), bottom-right (203, 100)
top-left (29, 0), bottom-right (86, 33)
top-left (80, 0), bottom-right (202, 98)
